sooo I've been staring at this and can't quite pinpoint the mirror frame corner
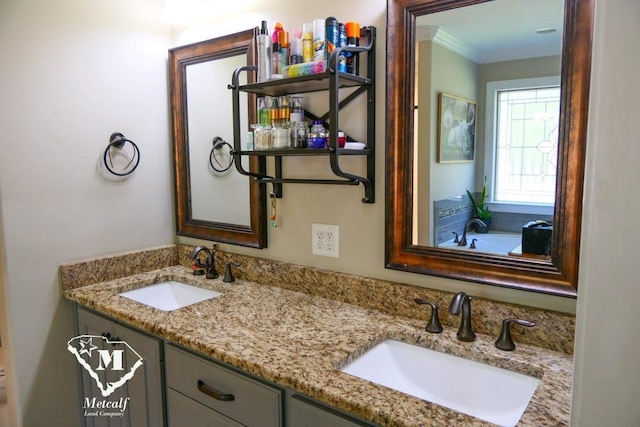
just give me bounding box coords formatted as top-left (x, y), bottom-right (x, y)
top-left (170, 28), bottom-right (267, 249)
top-left (385, 0), bottom-right (595, 297)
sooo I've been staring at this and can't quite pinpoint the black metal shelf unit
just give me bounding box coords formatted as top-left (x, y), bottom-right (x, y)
top-left (229, 26), bottom-right (376, 203)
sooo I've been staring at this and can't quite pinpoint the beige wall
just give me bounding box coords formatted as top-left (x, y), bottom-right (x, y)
top-left (428, 43), bottom-right (478, 204)
top-left (0, 0), bottom-right (173, 425)
top-left (414, 40), bottom-right (478, 245)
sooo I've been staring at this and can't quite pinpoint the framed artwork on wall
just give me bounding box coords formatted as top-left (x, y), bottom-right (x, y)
top-left (437, 93), bottom-right (476, 162)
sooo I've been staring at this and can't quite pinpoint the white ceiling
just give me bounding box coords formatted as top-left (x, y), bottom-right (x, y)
top-left (416, 0), bottom-right (564, 64)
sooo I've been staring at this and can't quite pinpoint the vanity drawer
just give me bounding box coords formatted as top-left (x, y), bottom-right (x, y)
top-left (166, 344), bottom-right (282, 427)
top-left (167, 388), bottom-right (243, 427)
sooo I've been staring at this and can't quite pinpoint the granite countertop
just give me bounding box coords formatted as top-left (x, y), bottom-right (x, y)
top-left (63, 265), bottom-right (573, 427)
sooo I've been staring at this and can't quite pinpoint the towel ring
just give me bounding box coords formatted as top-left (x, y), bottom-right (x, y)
top-left (209, 136), bottom-right (234, 173)
top-left (103, 132), bottom-right (140, 176)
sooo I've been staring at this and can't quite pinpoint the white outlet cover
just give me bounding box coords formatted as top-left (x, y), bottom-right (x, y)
top-left (312, 223), bottom-right (340, 258)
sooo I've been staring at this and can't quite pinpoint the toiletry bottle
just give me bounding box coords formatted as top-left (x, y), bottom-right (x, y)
top-left (290, 28), bottom-right (303, 65)
top-left (280, 31), bottom-right (290, 67)
top-left (338, 23), bottom-right (347, 73)
top-left (290, 121), bottom-right (309, 148)
top-left (338, 131), bottom-right (346, 148)
top-left (302, 23), bottom-right (314, 63)
top-left (271, 22), bottom-right (284, 78)
top-left (272, 22), bottom-right (284, 46)
top-left (246, 131), bottom-right (254, 151)
top-left (325, 17), bottom-right (339, 68)
top-left (312, 19), bottom-right (326, 63)
top-left (289, 97), bottom-right (304, 122)
top-left (345, 22), bottom-right (360, 75)
top-left (268, 96), bottom-right (279, 125)
top-left (307, 120), bottom-right (327, 149)
top-left (257, 21), bottom-right (272, 82)
top-left (278, 96), bottom-right (290, 123)
top-left (272, 39), bottom-right (282, 78)
top-left (258, 97), bottom-right (271, 126)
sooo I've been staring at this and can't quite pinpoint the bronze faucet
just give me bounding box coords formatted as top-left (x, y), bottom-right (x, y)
top-left (449, 292), bottom-right (476, 342)
top-left (458, 218), bottom-right (487, 247)
top-left (189, 246), bottom-right (219, 279)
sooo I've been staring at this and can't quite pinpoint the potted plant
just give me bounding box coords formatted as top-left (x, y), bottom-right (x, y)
top-left (466, 180), bottom-right (492, 233)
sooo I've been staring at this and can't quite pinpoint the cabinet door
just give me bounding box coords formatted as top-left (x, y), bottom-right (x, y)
top-left (167, 389), bottom-right (243, 427)
top-left (77, 308), bottom-right (123, 427)
top-left (114, 322), bottom-right (164, 427)
top-left (76, 308), bottom-right (165, 427)
top-left (288, 395), bottom-right (374, 427)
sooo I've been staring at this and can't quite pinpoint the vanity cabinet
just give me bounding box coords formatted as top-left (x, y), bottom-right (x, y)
top-left (75, 308), bottom-right (376, 427)
top-left (165, 344), bottom-right (282, 427)
top-left (75, 307), bottom-right (165, 427)
top-left (230, 26), bottom-right (377, 204)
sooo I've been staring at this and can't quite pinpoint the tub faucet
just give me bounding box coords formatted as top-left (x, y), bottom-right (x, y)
top-left (189, 245), bottom-right (219, 279)
top-left (458, 218), bottom-right (487, 247)
top-left (449, 292), bottom-right (476, 342)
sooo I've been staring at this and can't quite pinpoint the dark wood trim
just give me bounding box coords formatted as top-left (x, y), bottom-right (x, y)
top-left (385, 0), bottom-right (594, 296)
top-left (169, 28), bottom-right (267, 248)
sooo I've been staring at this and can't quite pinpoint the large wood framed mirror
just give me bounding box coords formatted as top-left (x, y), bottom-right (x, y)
top-left (170, 28), bottom-right (267, 248)
top-left (385, 0), bottom-right (594, 296)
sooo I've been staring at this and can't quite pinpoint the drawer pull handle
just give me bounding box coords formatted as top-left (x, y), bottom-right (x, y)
top-left (197, 380), bottom-right (235, 402)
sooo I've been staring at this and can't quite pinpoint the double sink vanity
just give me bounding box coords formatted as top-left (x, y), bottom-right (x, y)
top-left (61, 244), bottom-right (574, 427)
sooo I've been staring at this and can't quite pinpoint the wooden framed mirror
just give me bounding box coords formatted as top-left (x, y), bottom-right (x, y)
top-left (385, 0), bottom-right (594, 296)
top-left (170, 28), bottom-right (267, 248)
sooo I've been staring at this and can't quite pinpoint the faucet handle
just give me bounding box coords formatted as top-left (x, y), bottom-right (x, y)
top-left (414, 299), bottom-right (443, 333)
top-left (495, 318), bottom-right (536, 351)
top-left (223, 262), bottom-right (241, 283)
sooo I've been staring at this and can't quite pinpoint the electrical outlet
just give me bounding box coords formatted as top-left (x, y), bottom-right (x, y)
top-left (312, 223), bottom-right (339, 258)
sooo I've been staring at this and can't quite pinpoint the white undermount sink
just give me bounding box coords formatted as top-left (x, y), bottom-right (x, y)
top-left (340, 340), bottom-right (540, 427)
top-left (119, 281), bottom-right (222, 311)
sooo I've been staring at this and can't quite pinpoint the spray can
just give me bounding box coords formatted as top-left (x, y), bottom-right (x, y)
top-left (338, 22), bottom-right (347, 73)
top-left (325, 17), bottom-right (339, 68)
top-left (312, 19), bottom-right (325, 63)
top-left (271, 22), bottom-right (284, 46)
top-left (302, 23), bottom-right (314, 63)
top-left (345, 22), bottom-right (360, 75)
top-left (256, 21), bottom-right (272, 82)
top-left (290, 28), bottom-right (303, 65)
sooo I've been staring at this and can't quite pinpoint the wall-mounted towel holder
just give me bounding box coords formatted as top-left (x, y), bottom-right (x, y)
top-left (209, 136), bottom-right (234, 174)
top-left (103, 132), bottom-right (140, 176)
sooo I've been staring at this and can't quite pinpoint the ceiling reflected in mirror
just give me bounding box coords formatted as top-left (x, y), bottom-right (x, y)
top-left (416, 0), bottom-right (563, 64)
